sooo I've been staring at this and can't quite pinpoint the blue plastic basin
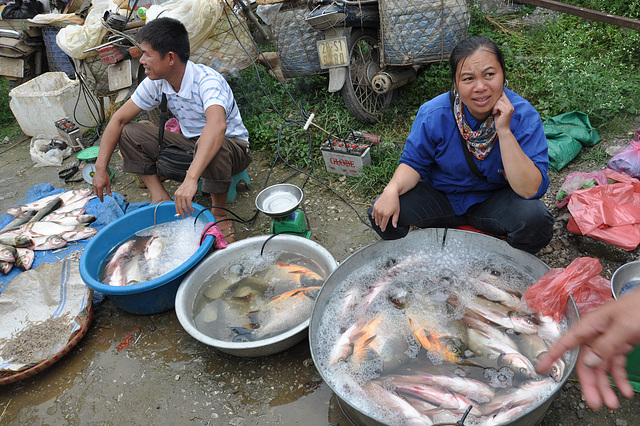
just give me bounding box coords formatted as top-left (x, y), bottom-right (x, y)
top-left (80, 202), bottom-right (215, 315)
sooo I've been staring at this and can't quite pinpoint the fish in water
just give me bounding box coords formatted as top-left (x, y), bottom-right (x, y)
top-left (392, 380), bottom-right (483, 418)
top-left (516, 333), bottom-right (565, 382)
top-left (466, 316), bottom-right (538, 380)
top-left (15, 248), bottom-right (35, 270)
top-left (449, 294), bottom-right (539, 335)
top-left (481, 378), bottom-right (556, 416)
top-left (362, 381), bottom-right (434, 426)
top-left (252, 263), bottom-right (325, 295)
top-left (350, 314), bottom-right (411, 374)
top-left (390, 370), bottom-right (495, 404)
top-left (0, 243), bottom-right (17, 262)
top-left (236, 286), bottom-right (321, 340)
top-left (406, 295), bottom-right (468, 364)
top-left (328, 321), bottom-right (364, 365)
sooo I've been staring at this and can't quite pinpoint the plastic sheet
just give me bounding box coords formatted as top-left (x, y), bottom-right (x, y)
top-left (608, 141), bottom-right (640, 179)
top-left (566, 177), bottom-right (640, 251)
top-left (524, 257), bottom-right (613, 321)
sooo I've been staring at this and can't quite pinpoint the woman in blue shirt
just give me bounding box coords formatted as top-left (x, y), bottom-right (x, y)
top-left (369, 36), bottom-right (553, 254)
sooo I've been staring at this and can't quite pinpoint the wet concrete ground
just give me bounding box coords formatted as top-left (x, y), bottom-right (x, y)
top-left (2, 133), bottom-right (640, 425)
top-left (0, 137), bottom-right (376, 425)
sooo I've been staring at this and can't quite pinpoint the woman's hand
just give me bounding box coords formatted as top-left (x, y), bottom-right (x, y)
top-left (371, 187), bottom-right (401, 232)
top-left (492, 91), bottom-right (514, 134)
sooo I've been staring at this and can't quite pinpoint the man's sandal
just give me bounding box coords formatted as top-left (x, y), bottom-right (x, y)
top-left (217, 221), bottom-right (236, 244)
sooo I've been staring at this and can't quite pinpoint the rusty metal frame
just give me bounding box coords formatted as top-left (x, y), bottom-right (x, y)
top-left (517, 0), bottom-right (640, 31)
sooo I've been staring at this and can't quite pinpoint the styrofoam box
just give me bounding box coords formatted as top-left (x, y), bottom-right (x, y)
top-left (9, 72), bottom-right (99, 137)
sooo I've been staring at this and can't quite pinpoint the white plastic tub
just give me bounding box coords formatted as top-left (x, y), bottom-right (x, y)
top-left (9, 72), bottom-right (99, 137)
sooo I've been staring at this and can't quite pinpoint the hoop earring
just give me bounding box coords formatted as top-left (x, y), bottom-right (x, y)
top-left (504, 79), bottom-right (509, 88)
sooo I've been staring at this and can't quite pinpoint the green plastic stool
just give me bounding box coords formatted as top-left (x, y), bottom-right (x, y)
top-left (227, 169), bottom-right (251, 203)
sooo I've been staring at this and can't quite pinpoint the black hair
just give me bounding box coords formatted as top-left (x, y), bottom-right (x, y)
top-left (137, 17), bottom-right (190, 63)
top-left (448, 36), bottom-right (506, 89)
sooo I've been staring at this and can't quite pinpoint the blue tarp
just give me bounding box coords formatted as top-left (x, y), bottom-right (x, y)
top-left (0, 183), bottom-right (149, 293)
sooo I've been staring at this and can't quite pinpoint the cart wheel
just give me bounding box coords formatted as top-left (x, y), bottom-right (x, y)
top-left (341, 28), bottom-right (393, 125)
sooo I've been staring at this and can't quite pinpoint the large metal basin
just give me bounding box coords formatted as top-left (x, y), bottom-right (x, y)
top-left (176, 235), bottom-right (338, 357)
top-left (309, 228), bottom-right (579, 426)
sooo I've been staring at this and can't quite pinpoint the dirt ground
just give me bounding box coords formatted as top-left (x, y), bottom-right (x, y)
top-left (1, 116), bottom-right (640, 425)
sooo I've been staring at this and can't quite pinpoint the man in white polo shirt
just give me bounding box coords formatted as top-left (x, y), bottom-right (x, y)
top-left (92, 17), bottom-right (251, 243)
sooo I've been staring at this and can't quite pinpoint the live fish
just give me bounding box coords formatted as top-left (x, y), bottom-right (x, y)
top-left (253, 262), bottom-right (325, 295)
top-left (390, 370), bottom-right (495, 404)
top-left (237, 286), bottom-right (321, 340)
top-left (406, 296), bottom-right (468, 364)
top-left (329, 322), bottom-right (364, 365)
top-left (350, 314), bottom-right (411, 373)
top-left (392, 381), bottom-right (483, 417)
top-left (516, 334), bottom-right (565, 382)
top-left (466, 316), bottom-right (538, 380)
top-left (363, 381), bottom-right (434, 426)
top-left (449, 294), bottom-right (539, 334)
top-left (481, 378), bottom-right (556, 415)
top-left (468, 277), bottom-right (527, 313)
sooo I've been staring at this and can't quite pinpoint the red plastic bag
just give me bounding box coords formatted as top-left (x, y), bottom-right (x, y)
top-left (608, 141), bottom-right (640, 178)
top-left (524, 257), bottom-right (612, 321)
top-left (566, 179), bottom-right (640, 251)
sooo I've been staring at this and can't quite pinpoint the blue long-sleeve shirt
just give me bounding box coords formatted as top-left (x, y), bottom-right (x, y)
top-left (399, 89), bottom-right (549, 215)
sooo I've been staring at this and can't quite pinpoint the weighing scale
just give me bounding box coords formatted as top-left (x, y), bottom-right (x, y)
top-left (255, 184), bottom-right (311, 239)
top-left (77, 146), bottom-right (114, 185)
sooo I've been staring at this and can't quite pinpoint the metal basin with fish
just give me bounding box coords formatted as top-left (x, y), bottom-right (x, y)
top-left (175, 235), bottom-right (338, 357)
top-left (309, 228), bottom-right (579, 426)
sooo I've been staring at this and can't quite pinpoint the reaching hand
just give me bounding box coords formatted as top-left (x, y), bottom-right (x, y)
top-left (536, 292), bottom-right (640, 409)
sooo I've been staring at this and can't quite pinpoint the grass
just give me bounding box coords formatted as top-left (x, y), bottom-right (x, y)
top-left (0, 78), bottom-right (24, 141)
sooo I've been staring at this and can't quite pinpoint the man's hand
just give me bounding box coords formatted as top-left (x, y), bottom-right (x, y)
top-left (174, 177), bottom-right (198, 218)
top-left (92, 167), bottom-right (112, 202)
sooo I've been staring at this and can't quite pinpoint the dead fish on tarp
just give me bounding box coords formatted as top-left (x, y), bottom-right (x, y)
top-left (15, 248), bottom-right (35, 270)
top-left (0, 243), bottom-right (17, 262)
top-left (233, 286), bottom-right (321, 341)
top-left (42, 213), bottom-right (96, 227)
top-left (0, 233), bottom-right (33, 248)
top-left (0, 260), bottom-right (13, 275)
top-left (27, 197), bottom-right (63, 223)
top-left (29, 235), bottom-right (67, 251)
top-left (0, 210), bottom-right (36, 234)
top-left (6, 188), bottom-right (94, 217)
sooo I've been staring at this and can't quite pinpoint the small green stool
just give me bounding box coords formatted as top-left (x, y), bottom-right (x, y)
top-left (227, 169), bottom-right (251, 203)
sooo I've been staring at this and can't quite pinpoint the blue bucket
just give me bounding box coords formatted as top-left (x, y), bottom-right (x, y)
top-left (80, 202), bottom-right (215, 315)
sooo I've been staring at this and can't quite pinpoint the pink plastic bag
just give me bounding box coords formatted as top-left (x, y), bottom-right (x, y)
top-left (608, 141), bottom-right (640, 178)
top-left (566, 180), bottom-right (640, 250)
top-left (524, 257), bottom-right (612, 321)
top-left (555, 170), bottom-right (607, 208)
top-left (165, 117), bottom-right (180, 133)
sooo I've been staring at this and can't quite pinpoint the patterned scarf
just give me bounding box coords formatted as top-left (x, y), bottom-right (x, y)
top-left (453, 91), bottom-right (497, 160)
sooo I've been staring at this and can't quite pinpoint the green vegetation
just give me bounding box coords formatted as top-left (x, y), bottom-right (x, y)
top-left (229, 1), bottom-right (640, 198)
top-left (0, 78), bottom-right (23, 141)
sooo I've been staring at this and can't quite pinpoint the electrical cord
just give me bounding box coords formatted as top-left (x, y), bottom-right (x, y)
top-left (218, 1), bottom-right (374, 230)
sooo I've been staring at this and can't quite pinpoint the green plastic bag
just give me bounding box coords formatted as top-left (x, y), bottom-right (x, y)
top-left (543, 111), bottom-right (601, 172)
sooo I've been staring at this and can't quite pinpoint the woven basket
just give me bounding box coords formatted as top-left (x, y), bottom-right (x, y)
top-left (379, 0), bottom-right (469, 66)
top-left (0, 303), bottom-right (94, 386)
top-left (269, 3), bottom-right (325, 78)
top-left (191, 5), bottom-right (259, 77)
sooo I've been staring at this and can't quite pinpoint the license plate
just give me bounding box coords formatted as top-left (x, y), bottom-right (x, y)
top-left (317, 37), bottom-right (349, 69)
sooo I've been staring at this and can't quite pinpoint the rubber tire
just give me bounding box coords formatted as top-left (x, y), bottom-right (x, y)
top-left (340, 28), bottom-right (394, 125)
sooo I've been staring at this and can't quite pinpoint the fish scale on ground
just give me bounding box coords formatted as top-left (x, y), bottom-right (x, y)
top-left (315, 245), bottom-right (571, 425)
